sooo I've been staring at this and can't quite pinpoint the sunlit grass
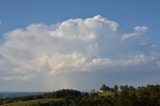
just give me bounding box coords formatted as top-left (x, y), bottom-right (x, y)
top-left (98, 91), bottom-right (114, 97)
top-left (3, 98), bottom-right (63, 106)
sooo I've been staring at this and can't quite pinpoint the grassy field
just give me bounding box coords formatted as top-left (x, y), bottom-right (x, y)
top-left (98, 91), bottom-right (114, 97)
top-left (2, 98), bottom-right (63, 106)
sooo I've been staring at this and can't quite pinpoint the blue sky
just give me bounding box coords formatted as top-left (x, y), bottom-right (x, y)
top-left (0, 0), bottom-right (160, 91)
top-left (1, 0), bottom-right (160, 39)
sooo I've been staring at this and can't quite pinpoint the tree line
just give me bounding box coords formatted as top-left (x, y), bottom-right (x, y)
top-left (1, 84), bottom-right (160, 106)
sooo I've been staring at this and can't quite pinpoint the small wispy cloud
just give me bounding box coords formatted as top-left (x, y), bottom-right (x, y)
top-left (121, 26), bottom-right (148, 40)
top-left (0, 75), bottom-right (32, 81)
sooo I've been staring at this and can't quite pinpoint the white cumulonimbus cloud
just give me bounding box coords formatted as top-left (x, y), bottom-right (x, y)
top-left (0, 15), bottom-right (160, 81)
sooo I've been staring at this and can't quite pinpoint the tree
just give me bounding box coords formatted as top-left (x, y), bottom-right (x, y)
top-left (0, 99), bottom-right (2, 105)
top-left (106, 86), bottom-right (111, 91)
top-left (114, 85), bottom-right (119, 92)
top-left (120, 86), bottom-right (125, 91)
top-left (100, 84), bottom-right (107, 92)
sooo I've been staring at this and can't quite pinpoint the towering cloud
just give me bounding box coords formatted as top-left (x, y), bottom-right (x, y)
top-left (0, 15), bottom-right (160, 83)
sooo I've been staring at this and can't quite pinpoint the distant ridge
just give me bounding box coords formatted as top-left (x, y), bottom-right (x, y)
top-left (0, 92), bottom-right (43, 98)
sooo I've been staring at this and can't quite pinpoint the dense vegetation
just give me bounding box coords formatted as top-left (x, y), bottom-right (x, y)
top-left (1, 84), bottom-right (160, 106)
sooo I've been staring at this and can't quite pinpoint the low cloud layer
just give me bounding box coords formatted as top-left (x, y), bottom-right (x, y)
top-left (0, 15), bottom-right (160, 84)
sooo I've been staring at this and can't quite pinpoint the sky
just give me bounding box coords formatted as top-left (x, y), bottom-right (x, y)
top-left (0, 0), bottom-right (160, 91)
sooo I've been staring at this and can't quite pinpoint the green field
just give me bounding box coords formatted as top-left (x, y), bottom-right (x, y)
top-left (3, 98), bottom-right (63, 106)
top-left (98, 91), bottom-right (114, 97)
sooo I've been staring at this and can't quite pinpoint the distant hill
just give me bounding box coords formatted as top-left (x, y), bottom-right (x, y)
top-left (0, 92), bottom-right (43, 98)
